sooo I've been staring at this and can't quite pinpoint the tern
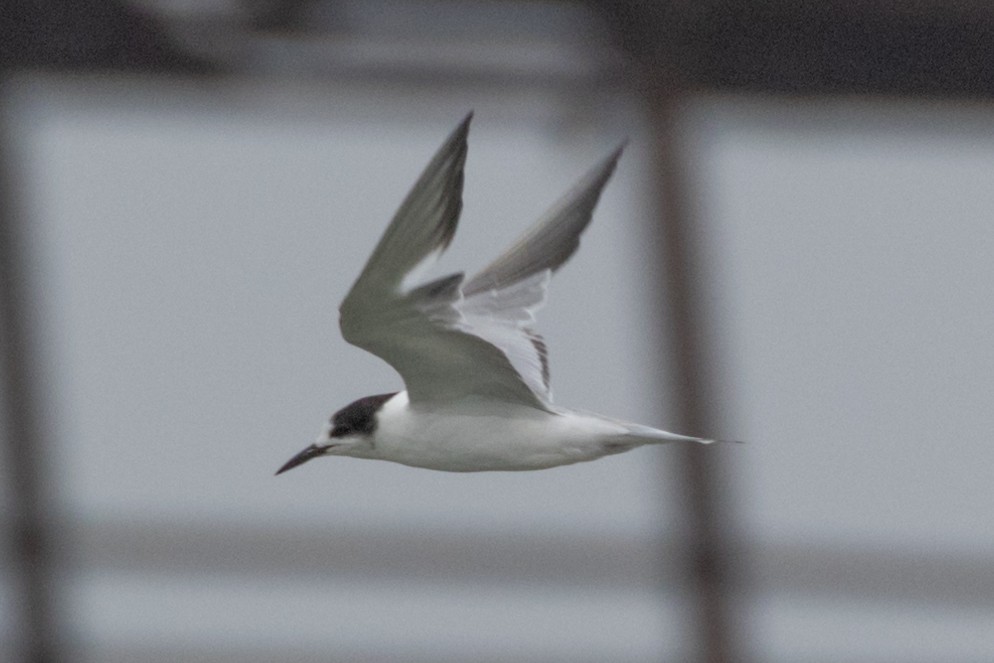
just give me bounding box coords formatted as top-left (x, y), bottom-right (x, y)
top-left (277, 113), bottom-right (717, 475)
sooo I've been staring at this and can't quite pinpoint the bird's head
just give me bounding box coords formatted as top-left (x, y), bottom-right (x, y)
top-left (275, 392), bottom-right (398, 475)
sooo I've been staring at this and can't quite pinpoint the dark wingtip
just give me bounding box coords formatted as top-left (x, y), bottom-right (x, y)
top-left (573, 141), bottom-right (626, 199)
top-left (612, 138), bottom-right (629, 158)
top-left (450, 111), bottom-right (473, 144)
top-left (602, 140), bottom-right (627, 175)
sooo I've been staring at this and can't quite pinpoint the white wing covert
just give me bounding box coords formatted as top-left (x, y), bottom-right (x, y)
top-left (339, 113), bottom-right (622, 409)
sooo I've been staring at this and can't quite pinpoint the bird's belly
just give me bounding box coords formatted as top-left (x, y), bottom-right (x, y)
top-left (373, 404), bottom-right (626, 472)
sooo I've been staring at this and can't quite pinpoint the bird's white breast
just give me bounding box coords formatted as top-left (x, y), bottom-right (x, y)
top-left (369, 391), bottom-right (633, 471)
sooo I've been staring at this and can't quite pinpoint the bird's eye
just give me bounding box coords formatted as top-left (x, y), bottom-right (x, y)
top-left (332, 426), bottom-right (350, 438)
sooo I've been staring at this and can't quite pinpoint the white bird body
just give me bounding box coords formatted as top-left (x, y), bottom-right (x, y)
top-left (338, 391), bottom-right (701, 472)
top-left (276, 113), bottom-right (719, 476)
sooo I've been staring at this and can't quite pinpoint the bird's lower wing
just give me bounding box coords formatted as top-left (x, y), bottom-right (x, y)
top-left (341, 273), bottom-right (549, 407)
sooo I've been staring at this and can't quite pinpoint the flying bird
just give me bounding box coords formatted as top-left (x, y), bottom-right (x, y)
top-left (277, 113), bottom-right (717, 475)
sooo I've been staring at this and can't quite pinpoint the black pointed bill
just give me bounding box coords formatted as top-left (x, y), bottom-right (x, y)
top-left (275, 444), bottom-right (328, 475)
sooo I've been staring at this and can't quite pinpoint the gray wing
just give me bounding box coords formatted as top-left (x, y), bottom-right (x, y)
top-left (462, 144), bottom-right (624, 297)
top-left (339, 115), bottom-right (622, 408)
top-left (458, 146), bottom-right (623, 402)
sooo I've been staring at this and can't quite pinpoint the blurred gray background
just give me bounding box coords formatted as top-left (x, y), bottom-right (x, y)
top-left (2, 2), bottom-right (993, 662)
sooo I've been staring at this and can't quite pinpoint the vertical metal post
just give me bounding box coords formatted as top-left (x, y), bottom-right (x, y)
top-left (647, 89), bottom-right (740, 663)
top-left (0, 82), bottom-right (66, 663)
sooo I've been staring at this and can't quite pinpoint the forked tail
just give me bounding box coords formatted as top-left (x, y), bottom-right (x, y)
top-left (621, 423), bottom-right (728, 445)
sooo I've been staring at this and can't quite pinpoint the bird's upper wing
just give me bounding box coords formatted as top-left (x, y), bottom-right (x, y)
top-left (339, 113), bottom-right (622, 408)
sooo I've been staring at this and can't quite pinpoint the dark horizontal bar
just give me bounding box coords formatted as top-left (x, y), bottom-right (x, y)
top-left (602, 0), bottom-right (994, 98)
top-left (70, 518), bottom-right (679, 592)
top-left (84, 642), bottom-right (667, 663)
top-left (7, 1), bottom-right (994, 99)
top-left (62, 518), bottom-right (994, 609)
top-left (83, 642), bottom-right (989, 663)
